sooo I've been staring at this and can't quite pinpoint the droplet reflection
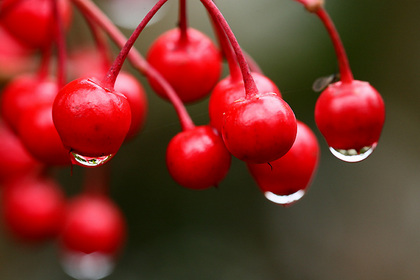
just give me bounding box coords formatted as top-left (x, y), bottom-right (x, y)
top-left (264, 190), bottom-right (305, 206)
top-left (329, 143), bottom-right (376, 163)
top-left (60, 250), bottom-right (115, 280)
top-left (71, 152), bottom-right (113, 167)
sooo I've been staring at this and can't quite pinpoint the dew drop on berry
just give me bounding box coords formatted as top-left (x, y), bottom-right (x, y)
top-left (264, 190), bottom-right (306, 207)
top-left (71, 152), bottom-right (114, 167)
top-left (60, 250), bottom-right (115, 280)
top-left (329, 143), bottom-right (377, 163)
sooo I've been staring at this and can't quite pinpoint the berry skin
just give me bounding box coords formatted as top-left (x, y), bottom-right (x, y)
top-left (60, 194), bottom-right (126, 255)
top-left (18, 104), bottom-right (71, 166)
top-left (314, 80), bottom-right (385, 152)
top-left (146, 27), bottom-right (222, 103)
top-left (0, 74), bottom-right (58, 132)
top-left (0, 0), bottom-right (72, 49)
top-left (0, 120), bottom-right (42, 184)
top-left (222, 92), bottom-right (297, 164)
top-left (52, 77), bottom-right (132, 158)
top-left (114, 72), bottom-right (148, 141)
top-left (209, 72), bottom-right (281, 133)
top-left (166, 125), bottom-right (231, 190)
top-left (247, 121), bottom-right (320, 204)
top-left (1, 175), bottom-right (66, 242)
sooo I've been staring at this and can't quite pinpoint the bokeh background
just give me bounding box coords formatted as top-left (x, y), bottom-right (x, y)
top-left (1, 0), bottom-right (420, 279)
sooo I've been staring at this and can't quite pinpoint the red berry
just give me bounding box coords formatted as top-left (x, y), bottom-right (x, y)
top-left (146, 27), bottom-right (222, 103)
top-left (1, 175), bottom-right (66, 242)
top-left (315, 80), bottom-right (385, 161)
top-left (0, 120), bottom-right (42, 183)
top-left (18, 104), bottom-right (71, 166)
top-left (166, 125), bottom-right (231, 190)
top-left (60, 194), bottom-right (126, 255)
top-left (247, 121), bottom-right (320, 206)
top-left (52, 77), bottom-right (131, 163)
top-left (0, 0), bottom-right (72, 49)
top-left (222, 92), bottom-right (297, 163)
top-left (0, 74), bottom-right (58, 132)
top-left (209, 72), bottom-right (281, 133)
top-left (114, 72), bottom-right (148, 141)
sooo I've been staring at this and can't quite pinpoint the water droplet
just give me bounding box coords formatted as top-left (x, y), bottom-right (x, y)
top-left (60, 250), bottom-right (115, 280)
top-left (264, 190), bottom-right (305, 206)
top-left (329, 143), bottom-right (377, 163)
top-left (71, 152), bottom-right (113, 167)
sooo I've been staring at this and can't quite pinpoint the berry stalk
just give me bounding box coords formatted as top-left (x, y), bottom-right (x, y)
top-left (200, 0), bottom-right (259, 97)
top-left (294, 0), bottom-right (354, 84)
top-left (71, 0), bottom-right (195, 131)
top-left (178, 0), bottom-right (188, 43)
top-left (208, 4), bottom-right (241, 82)
top-left (51, 0), bottom-right (67, 89)
top-left (101, 0), bottom-right (168, 89)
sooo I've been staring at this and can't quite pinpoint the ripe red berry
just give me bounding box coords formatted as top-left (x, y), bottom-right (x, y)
top-left (209, 72), bottom-right (281, 133)
top-left (1, 175), bottom-right (66, 242)
top-left (247, 121), bottom-right (320, 206)
top-left (315, 80), bottom-right (385, 162)
top-left (60, 193), bottom-right (126, 255)
top-left (18, 104), bottom-right (71, 166)
top-left (52, 77), bottom-right (132, 166)
top-left (0, 120), bottom-right (42, 184)
top-left (146, 27), bottom-right (222, 103)
top-left (0, 0), bottom-right (73, 49)
top-left (166, 125), bottom-right (231, 190)
top-left (0, 74), bottom-right (58, 132)
top-left (114, 72), bottom-right (148, 141)
top-left (222, 92), bottom-right (297, 163)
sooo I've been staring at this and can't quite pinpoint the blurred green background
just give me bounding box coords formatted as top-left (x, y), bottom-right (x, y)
top-left (2, 0), bottom-right (420, 279)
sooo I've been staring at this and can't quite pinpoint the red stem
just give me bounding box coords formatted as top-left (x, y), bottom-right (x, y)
top-left (37, 47), bottom-right (51, 81)
top-left (208, 5), bottom-right (241, 82)
top-left (200, 0), bottom-right (259, 97)
top-left (101, 0), bottom-right (168, 89)
top-left (316, 8), bottom-right (353, 84)
top-left (178, 0), bottom-right (188, 43)
top-left (85, 15), bottom-right (113, 73)
top-left (51, 0), bottom-right (66, 89)
top-left (294, 0), bottom-right (353, 84)
top-left (71, 0), bottom-right (195, 131)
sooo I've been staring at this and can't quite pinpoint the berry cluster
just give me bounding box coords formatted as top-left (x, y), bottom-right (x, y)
top-left (0, 0), bottom-right (385, 278)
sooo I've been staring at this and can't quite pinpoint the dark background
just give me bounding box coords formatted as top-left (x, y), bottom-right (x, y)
top-left (1, 0), bottom-right (420, 279)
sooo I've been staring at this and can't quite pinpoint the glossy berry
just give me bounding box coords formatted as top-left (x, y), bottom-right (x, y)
top-left (0, 0), bottom-right (72, 49)
top-left (247, 121), bottom-right (320, 206)
top-left (1, 175), bottom-right (66, 242)
top-left (18, 104), bottom-right (71, 166)
top-left (0, 74), bottom-right (58, 132)
top-left (114, 72), bottom-right (148, 141)
top-left (209, 72), bottom-right (281, 133)
top-left (315, 80), bottom-right (385, 157)
top-left (0, 120), bottom-right (42, 184)
top-left (222, 92), bottom-right (297, 163)
top-left (60, 193), bottom-right (126, 255)
top-left (52, 77), bottom-right (131, 160)
top-left (166, 125), bottom-right (231, 190)
top-left (146, 27), bottom-right (222, 103)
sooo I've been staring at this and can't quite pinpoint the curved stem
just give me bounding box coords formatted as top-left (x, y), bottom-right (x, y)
top-left (294, 0), bottom-right (353, 84)
top-left (85, 15), bottom-right (113, 73)
top-left (208, 5), bottom-right (241, 82)
top-left (316, 8), bottom-right (353, 84)
top-left (71, 0), bottom-right (195, 131)
top-left (51, 0), bottom-right (67, 89)
top-left (101, 0), bottom-right (168, 89)
top-left (200, 0), bottom-right (259, 97)
top-left (37, 46), bottom-right (51, 81)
